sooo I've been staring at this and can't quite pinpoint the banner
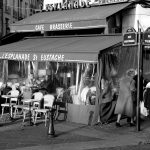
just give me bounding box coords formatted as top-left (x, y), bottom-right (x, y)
top-left (0, 52), bottom-right (97, 63)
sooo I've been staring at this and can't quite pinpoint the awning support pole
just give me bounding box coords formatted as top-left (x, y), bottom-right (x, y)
top-left (136, 20), bottom-right (142, 132)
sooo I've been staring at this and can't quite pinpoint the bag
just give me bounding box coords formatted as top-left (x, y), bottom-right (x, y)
top-left (131, 91), bottom-right (136, 102)
top-left (140, 101), bottom-right (149, 117)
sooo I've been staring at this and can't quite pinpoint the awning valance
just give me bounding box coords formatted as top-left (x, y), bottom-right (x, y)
top-left (0, 35), bottom-right (122, 62)
top-left (10, 3), bottom-right (131, 32)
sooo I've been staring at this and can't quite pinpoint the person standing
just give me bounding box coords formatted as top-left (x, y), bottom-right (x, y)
top-left (114, 69), bottom-right (136, 127)
top-left (100, 78), bottom-right (116, 124)
top-left (143, 82), bottom-right (150, 115)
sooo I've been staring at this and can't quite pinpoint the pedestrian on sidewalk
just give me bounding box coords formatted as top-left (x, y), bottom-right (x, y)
top-left (114, 69), bottom-right (136, 127)
top-left (99, 78), bottom-right (115, 124)
top-left (143, 82), bottom-right (150, 116)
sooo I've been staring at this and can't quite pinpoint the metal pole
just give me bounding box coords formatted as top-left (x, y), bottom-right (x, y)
top-left (47, 108), bottom-right (55, 137)
top-left (18, 0), bottom-right (20, 20)
top-left (136, 20), bottom-right (142, 131)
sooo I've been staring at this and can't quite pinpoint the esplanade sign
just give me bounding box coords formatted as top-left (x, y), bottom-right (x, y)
top-left (0, 52), bottom-right (65, 62)
top-left (43, 0), bottom-right (128, 12)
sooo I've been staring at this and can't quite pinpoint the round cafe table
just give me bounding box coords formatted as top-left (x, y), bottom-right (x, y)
top-left (21, 99), bottom-right (39, 126)
top-left (1, 95), bottom-right (18, 119)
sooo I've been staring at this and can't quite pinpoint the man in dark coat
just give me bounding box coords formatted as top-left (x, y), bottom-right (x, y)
top-left (144, 82), bottom-right (150, 112)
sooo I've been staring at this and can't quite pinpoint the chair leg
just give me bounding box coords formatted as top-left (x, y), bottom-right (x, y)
top-left (56, 112), bottom-right (60, 120)
top-left (45, 112), bottom-right (47, 127)
top-left (10, 106), bottom-right (13, 118)
top-left (31, 110), bottom-right (35, 124)
top-left (1, 107), bottom-right (5, 118)
top-left (14, 107), bottom-right (17, 118)
top-left (23, 110), bottom-right (26, 122)
top-left (64, 113), bottom-right (67, 121)
top-left (34, 111), bottom-right (38, 125)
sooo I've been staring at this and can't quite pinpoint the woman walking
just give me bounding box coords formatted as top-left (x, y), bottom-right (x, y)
top-left (115, 69), bottom-right (136, 127)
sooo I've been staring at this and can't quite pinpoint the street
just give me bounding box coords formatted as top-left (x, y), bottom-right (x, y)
top-left (1, 116), bottom-right (150, 150)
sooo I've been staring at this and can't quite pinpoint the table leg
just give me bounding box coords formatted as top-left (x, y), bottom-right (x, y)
top-left (29, 102), bottom-right (33, 126)
top-left (10, 105), bottom-right (13, 118)
top-left (23, 102), bottom-right (33, 126)
top-left (9, 99), bottom-right (13, 120)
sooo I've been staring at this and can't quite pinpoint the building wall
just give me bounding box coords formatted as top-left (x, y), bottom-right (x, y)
top-left (0, 1), bottom-right (2, 37)
top-left (134, 4), bottom-right (150, 31)
top-left (2, 1), bottom-right (150, 37)
top-left (122, 4), bottom-right (150, 33)
top-left (1, 0), bottom-right (41, 37)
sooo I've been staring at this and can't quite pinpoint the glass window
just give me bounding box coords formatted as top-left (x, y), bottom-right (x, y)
top-left (38, 62), bottom-right (97, 105)
top-left (8, 60), bottom-right (27, 79)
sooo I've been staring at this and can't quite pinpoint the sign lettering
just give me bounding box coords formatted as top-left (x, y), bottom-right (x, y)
top-left (41, 54), bottom-right (64, 61)
top-left (35, 25), bottom-right (44, 31)
top-left (43, 0), bottom-right (128, 12)
top-left (49, 23), bottom-right (73, 31)
top-left (34, 23), bottom-right (73, 31)
top-left (143, 27), bottom-right (150, 45)
top-left (123, 27), bottom-right (137, 46)
top-left (0, 53), bottom-right (30, 61)
top-left (45, 1), bottom-right (90, 11)
top-left (0, 52), bottom-right (65, 62)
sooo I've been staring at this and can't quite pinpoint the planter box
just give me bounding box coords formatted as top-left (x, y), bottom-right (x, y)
top-left (67, 103), bottom-right (95, 125)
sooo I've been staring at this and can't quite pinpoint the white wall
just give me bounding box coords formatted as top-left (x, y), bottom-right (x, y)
top-left (122, 4), bottom-right (150, 33)
top-left (134, 4), bottom-right (150, 32)
top-left (122, 5), bottom-right (136, 33)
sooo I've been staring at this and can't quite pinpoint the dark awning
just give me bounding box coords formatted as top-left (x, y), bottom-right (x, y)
top-left (10, 3), bottom-right (131, 32)
top-left (0, 35), bottom-right (122, 62)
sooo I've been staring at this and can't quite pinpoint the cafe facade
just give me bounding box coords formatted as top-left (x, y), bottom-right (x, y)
top-left (0, 0), bottom-right (150, 125)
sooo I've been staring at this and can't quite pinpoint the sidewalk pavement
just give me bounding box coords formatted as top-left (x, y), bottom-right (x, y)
top-left (0, 116), bottom-right (150, 150)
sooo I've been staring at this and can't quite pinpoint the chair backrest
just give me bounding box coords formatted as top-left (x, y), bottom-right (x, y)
top-left (33, 92), bottom-right (43, 101)
top-left (10, 90), bottom-right (20, 97)
top-left (9, 89), bottom-right (20, 104)
top-left (33, 92), bottom-right (43, 108)
top-left (43, 94), bottom-right (55, 109)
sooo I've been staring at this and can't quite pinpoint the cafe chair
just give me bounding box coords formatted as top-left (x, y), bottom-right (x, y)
top-left (22, 91), bottom-right (43, 123)
top-left (55, 90), bottom-right (69, 121)
top-left (0, 82), bottom-right (3, 89)
top-left (13, 88), bottom-right (32, 118)
top-left (1, 87), bottom-right (20, 118)
top-left (33, 94), bottom-right (55, 126)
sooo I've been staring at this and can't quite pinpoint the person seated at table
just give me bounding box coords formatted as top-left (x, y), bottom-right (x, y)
top-left (2, 83), bottom-right (12, 95)
top-left (25, 74), bottom-right (34, 88)
top-left (2, 85), bottom-right (20, 114)
top-left (7, 85), bottom-right (20, 98)
top-left (22, 87), bottom-right (32, 100)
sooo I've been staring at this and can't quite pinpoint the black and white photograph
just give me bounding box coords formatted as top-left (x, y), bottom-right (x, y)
top-left (1, 0), bottom-right (150, 149)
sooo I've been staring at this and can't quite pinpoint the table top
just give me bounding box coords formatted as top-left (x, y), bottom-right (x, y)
top-left (2, 95), bottom-right (18, 98)
top-left (22, 99), bottom-right (39, 103)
